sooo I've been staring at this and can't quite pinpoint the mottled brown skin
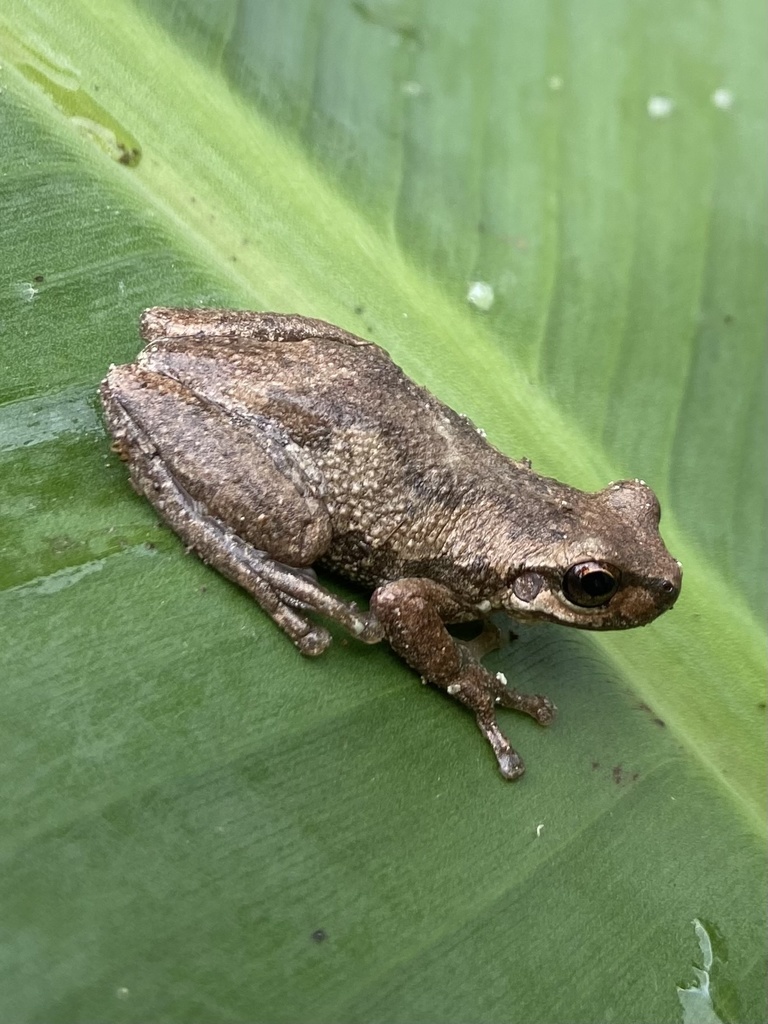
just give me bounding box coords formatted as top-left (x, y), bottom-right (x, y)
top-left (100, 309), bottom-right (682, 779)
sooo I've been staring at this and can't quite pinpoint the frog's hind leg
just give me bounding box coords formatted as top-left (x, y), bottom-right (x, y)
top-left (184, 515), bottom-right (382, 656)
top-left (100, 366), bottom-right (382, 655)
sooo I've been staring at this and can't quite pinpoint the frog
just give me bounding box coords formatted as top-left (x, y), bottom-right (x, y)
top-left (100, 308), bottom-right (682, 780)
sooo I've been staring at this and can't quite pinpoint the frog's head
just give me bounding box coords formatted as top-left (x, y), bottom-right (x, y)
top-left (500, 479), bottom-right (682, 630)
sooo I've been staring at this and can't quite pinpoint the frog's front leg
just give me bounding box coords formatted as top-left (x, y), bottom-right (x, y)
top-left (100, 366), bottom-right (382, 655)
top-left (370, 578), bottom-right (556, 779)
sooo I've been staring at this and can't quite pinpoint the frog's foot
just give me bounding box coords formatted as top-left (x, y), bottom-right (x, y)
top-left (248, 557), bottom-right (384, 650)
top-left (371, 577), bottom-right (554, 780)
top-left (450, 662), bottom-right (555, 780)
top-left (197, 534), bottom-right (383, 655)
top-left (490, 672), bottom-right (557, 725)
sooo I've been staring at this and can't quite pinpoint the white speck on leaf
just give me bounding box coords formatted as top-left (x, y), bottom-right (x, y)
top-left (467, 281), bottom-right (495, 311)
top-left (401, 80), bottom-right (423, 97)
top-left (711, 88), bottom-right (734, 110)
top-left (647, 95), bottom-right (674, 118)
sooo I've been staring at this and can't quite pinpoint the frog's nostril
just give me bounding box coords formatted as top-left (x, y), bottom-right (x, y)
top-left (660, 577), bottom-right (681, 607)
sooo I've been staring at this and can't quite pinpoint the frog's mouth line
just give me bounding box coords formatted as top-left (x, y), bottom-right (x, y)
top-left (505, 605), bottom-right (670, 631)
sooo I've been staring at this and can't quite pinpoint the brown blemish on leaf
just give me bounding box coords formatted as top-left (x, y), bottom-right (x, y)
top-left (636, 700), bottom-right (666, 727)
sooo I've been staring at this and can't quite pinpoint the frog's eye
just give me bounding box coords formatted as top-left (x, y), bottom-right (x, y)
top-left (562, 561), bottom-right (620, 608)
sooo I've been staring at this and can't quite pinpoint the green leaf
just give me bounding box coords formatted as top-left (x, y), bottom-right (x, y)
top-left (1, 1), bottom-right (765, 1022)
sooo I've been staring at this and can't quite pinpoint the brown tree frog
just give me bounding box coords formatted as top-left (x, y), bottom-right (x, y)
top-left (100, 309), bottom-right (682, 779)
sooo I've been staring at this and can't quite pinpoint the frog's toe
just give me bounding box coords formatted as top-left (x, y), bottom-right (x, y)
top-left (496, 749), bottom-right (526, 780)
top-left (532, 697), bottom-right (557, 726)
top-left (295, 626), bottom-right (332, 656)
top-left (474, 713), bottom-right (527, 780)
top-left (352, 614), bottom-right (385, 644)
top-left (494, 683), bottom-right (557, 725)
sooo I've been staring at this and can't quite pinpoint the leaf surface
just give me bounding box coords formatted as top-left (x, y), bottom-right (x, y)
top-left (0, 1), bottom-right (765, 1022)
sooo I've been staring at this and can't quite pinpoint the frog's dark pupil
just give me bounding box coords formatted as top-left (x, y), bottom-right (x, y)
top-left (584, 571), bottom-right (614, 597)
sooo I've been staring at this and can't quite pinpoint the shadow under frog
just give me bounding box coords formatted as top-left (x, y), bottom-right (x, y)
top-left (100, 309), bottom-right (682, 780)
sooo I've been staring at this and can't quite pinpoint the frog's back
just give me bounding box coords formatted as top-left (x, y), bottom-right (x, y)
top-left (261, 336), bottom-right (503, 583)
top-left (138, 311), bottom-right (477, 452)
top-left (137, 325), bottom-right (509, 583)
top-left (138, 329), bottom-right (494, 477)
